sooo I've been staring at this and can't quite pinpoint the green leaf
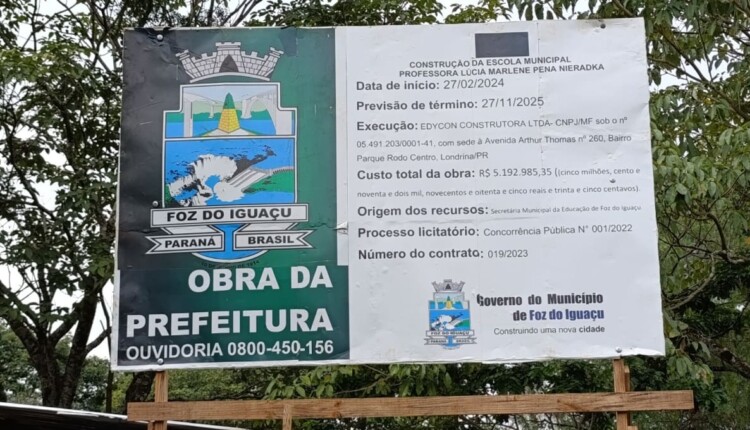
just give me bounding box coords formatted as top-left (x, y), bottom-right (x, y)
top-left (708, 181), bottom-right (717, 197)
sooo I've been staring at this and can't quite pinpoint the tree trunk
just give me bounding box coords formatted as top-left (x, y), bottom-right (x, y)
top-left (59, 285), bottom-right (100, 408)
top-left (106, 369), bottom-right (114, 413)
top-left (123, 371), bottom-right (156, 412)
top-left (33, 341), bottom-right (62, 407)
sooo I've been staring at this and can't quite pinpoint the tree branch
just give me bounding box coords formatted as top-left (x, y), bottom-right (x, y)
top-left (666, 258), bottom-right (715, 310)
top-left (658, 27), bottom-right (749, 121)
top-left (0, 278), bottom-right (41, 329)
top-left (49, 277), bottom-right (106, 345)
top-left (611, 0), bottom-right (634, 17)
top-left (86, 326), bottom-right (111, 355)
top-left (222, 0), bottom-right (263, 26)
top-left (696, 333), bottom-right (750, 379)
top-left (3, 123), bottom-right (57, 221)
top-left (207, 0), bottom-right (216, 26)
top-left (60, 277), bottom-right (103, 406)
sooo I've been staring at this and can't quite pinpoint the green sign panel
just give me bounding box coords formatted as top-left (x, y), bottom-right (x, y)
top-left (115, 28), bottom-right (348, 369)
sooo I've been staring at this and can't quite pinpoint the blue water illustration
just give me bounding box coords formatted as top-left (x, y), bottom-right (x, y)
top-left (166, 122), bottom-right (183, 138)
top-left (169, 184), bottom-right (293, 205)
top-left (211, 191), bottom-right (293, 205)
top-left (172, 187), bottom-right (198, 202)
top-left (164, 138), bottom-right (294, 183)
top-left (429, 310), bottom-right (471, 330)
top-left (205, 175), bottom-right (221, 188)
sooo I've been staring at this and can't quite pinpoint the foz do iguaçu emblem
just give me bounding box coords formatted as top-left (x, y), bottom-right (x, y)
top-left (426, 279), bottom-right (477, 349)
top-left (147, 42), bottom-right (311, 263)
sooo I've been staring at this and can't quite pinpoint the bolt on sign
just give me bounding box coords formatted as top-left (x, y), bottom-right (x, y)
top-left (114, 20), bottom-right (665, 370)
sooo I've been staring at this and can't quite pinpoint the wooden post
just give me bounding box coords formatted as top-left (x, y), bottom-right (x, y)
top-left (613, 359), bottom-right (637, 430)
top-left (148, 371), bottom-right (169, 430)
top-left (282, 404), bottom-right (293, 430)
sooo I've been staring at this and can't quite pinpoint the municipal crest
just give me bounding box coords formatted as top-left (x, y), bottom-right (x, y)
top-left (426, 280), bottom-right (477, 349)
top-left (147, 42), bottom-right (311, 262)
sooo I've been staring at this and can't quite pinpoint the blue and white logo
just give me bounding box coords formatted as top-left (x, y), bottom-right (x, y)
top-left (426, 279), bottom-right (477, 349)
top-left (147, 43), bottom-right (311, 263)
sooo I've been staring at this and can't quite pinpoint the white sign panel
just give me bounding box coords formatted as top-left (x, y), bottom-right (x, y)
top-left (339, 18), bottom-right (664, 362)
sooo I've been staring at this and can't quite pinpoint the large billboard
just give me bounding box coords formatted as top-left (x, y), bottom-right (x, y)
top-left (114, 19), bottom-right (664, 370)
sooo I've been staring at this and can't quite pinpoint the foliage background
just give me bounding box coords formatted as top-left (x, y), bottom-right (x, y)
top-left (1, 0), bottom-right (749, 429)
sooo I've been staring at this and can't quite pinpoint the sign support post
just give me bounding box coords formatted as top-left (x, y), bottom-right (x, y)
top-left (283, 404), bottom-right (293, 430)
top-left (148, 371), bottom-right (168, 430)
top-left (613, 359), bottom-right (637, 430)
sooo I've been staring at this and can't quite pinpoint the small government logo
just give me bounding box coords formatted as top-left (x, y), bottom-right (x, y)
top-left (426, 279), bottom-right (477, 349)
top-left (146, 42), bottom-right (312, 263)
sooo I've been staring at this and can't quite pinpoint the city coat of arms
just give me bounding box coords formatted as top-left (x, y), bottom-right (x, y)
top-left (426, 279), bottom-right (477, 349)
top-left (147, 42), bottom-right (311, 262)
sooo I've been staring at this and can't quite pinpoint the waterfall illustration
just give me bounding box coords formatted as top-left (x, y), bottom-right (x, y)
top-left (168, 155), bottom-right (239, 206)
